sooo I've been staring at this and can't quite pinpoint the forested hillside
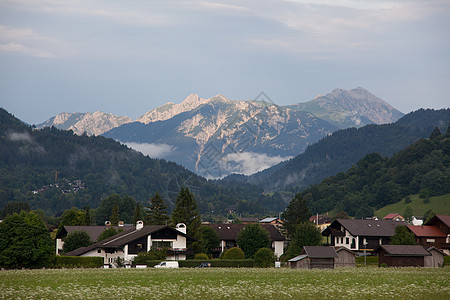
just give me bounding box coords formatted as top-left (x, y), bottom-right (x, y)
top-left (0, 108), bottom-right (284, 218)
top-left (303, 127), bottom-right (450, 217)
top-left (233, 109), bottom-right (450, 191)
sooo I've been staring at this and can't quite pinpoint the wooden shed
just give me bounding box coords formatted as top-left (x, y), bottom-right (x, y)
top-left (288, 246), bottom-right (338, 269)
top-left (375, 245), bottom-right (431, 267)
top-left (424, 246), bottom-right (446, 268)
top-left (335, 247), bottom-right (356, 268)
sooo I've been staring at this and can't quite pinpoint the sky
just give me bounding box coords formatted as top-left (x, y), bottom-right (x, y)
top-left (1, 0), bottom-right (449, 125)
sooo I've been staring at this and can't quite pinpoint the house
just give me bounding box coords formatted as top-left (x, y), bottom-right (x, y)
top-left (425, 246), bottom-right (446, 268)
top-left (375, 245), bottom-right (431, 267)
top-left (239, 217), bottom-right (259, 224)
top-left (64, 222), bottom-right (195, 266)
top-left (288, 246), bottom-right (338, 269)
top-left (406, 225), bottom-right (447, 249)
top-left (334, 247), bottom-right (356, 268)
top-left (425, 214), bottom-right (450, 254)
top-left (309, 214), bottom-right (332, 232)
top-left (259, 217), bottom-right (283, 225)
top-left (56, 224), bottom-right (134, 255)
top-left (384, 213), bottom-right (405, 221)
top-left (411, 216), bottom-right (423, 226)
top-left (207, 223), bottom-right (285, 258)
top-left (322, 219), bottom-right (406, 252)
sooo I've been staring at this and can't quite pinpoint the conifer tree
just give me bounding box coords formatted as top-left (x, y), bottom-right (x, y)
top-left (171, 187), bottom-right (201, 237)
top-left (133, 202), bottom-right (144, 225)
top-left (145, 192), bottom-right (170, 225)
top-left (83, 206), bottom-right (91, 226)
top-left (430, 126), bottom-right (442, 140)
top-left (281, 193), bottom-right (310, 238)
top-left (110, 202), bottom-right (120, 226)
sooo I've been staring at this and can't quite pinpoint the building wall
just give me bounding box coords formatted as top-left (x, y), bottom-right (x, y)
top-left (273, 241), bottom-right (284, 258)
top-left (81, 248), bottom-right (124, 265)
top-left (335, 250), bottom-right (355, 268)
top-left (416, 237), bottom-right (447, 249)
top-left (378, 250), bottom-right (425, 267)
top-left (424, 250), bottom-right (444, 268)
top-left (310, 257), bottom-right (334, 269)
top-left (334, 231), bottom-right (358, 250)
top-left (290, 258), bottom-right (309, 269)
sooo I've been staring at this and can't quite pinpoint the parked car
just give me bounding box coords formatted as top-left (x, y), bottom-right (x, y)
top-left (154, 261), bottom-right (179, 268)
top-left (195, 262), bottom-right (211, 268)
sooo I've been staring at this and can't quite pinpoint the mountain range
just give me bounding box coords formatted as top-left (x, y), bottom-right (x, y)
top-left (37, 87), bottom-right (404, 177)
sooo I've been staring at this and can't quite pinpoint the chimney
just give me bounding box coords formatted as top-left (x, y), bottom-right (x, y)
top-left (118, 221), bottom-right (124, 227)
top-left (136, 220), bottom-right (144, 230)
top-left (105, 221), bottom-right (111, 226)
top-left (176, 223), bottom-right (186, 234)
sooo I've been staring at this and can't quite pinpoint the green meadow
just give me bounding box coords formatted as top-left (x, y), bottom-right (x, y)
top-left (375, 193), bottom-right (450, 218)
top-left (1, 267), bottom-right (449, 299)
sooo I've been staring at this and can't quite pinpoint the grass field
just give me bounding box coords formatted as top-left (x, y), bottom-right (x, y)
top-left (1, 267), bottom-right (449, 299)
top-left (375, 193), bottom-right (450, 218)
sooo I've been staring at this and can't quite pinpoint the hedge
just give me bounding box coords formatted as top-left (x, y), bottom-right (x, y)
top-left (54, 256), bottom-right (104, 268)
top-left (135, 259), bottom-right (254, 268)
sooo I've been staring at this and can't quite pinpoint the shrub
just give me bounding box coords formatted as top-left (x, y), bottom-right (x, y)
top-left (222, 247), bottom-right (244, 260)
top-left (133, 249), bottom-right (167, 265)
top-left (254, 248), bottom-right (275, 268)
top-left (380, 263), bottom-right (388, 268)
top-left (194, 253), bottom-right (209, 260)
top-left (54, 256), bottom-right (103, 268)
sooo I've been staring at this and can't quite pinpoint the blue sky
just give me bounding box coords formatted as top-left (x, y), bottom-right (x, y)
top-left (1, 0), bottom-right (449, 125)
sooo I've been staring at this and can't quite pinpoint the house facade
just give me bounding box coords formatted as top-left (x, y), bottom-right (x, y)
top-left (406, 225), bottom-right (447, 249)
top-left (375, 245), bottom-right (431, 267)
top-left (207, 224), bottom-right (285, 258)
top-left (65, 222), bottom-right (194, 265)
top-left (288, 246), bottom-right (339, 269)
top-left (384, 213), bottom-right (405, 221)
top-left (309, 214), bottom-right (332, 232)
top-left (425, 215), bottom-right (450, 254)
top-left (334, 247), bottom-right (356, 268)
top-left (322, 219), bottom-right (406, 252)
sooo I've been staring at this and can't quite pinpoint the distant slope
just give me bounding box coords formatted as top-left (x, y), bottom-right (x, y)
top-left (0, 108), bottom-right (287, 218)
top-left (302, 129), bottom-right (450, 217)
top-left (36, 111), bottom-right (132, 136)
top-left (375, 193), bottom-right (450, 218)
top-left (289, 87), bottom-right (404, 128)
top-left (236, 109), bottom-right (450, 191)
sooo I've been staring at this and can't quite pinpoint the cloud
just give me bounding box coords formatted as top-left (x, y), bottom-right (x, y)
top-left (125, 142), bottom-right (175, 159)
top-left (0, 41), bottom-right (53, 57)
top-left (220, 152), bottom-right (292, 175)
top-left (7, 131), bottom-right (34, 142)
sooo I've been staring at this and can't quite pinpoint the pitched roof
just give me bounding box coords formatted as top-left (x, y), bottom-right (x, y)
top-left (259, 217), bottom-right (279, 223)
top-left (309, 215), bottom-right (332, 225)
top-left (57, 225), bottom-right (134, 240)
top-left (375, 245), bottom-right (430, 256)
top-left (384, 213), bottom-right (403, 220)
top-left (208, 224), bottom-right (285, 241)
top-left (406, 225), bottom-right (446, 237)
top-left (65, 225), bottom-right (194, 256)
top-left (288, 254), bottom-right (308, 262)
top-left (426, 215), bottom-right (450, 228)
top-left (240, 217), bottom-right (259, 222)
top-left (426, 246), bottom-right (447, 256)
top-left (335, 247), bottom-right (356, 256)
top-left (303, 246), bottom-right (338, 258)
top-left (326, 219), bottom-right (406, 237)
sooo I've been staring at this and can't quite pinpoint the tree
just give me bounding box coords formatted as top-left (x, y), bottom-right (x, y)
top-left (145, 192), bottom-right (169, 225)
top-left (133, 202), bottom-right (144, 225)
top-left (403, 206), bottom-right (413, 223)
top-left (0, 211), bottom-right (53, 268)
top-left (430, 127), bottom-right (442, 140)
top-left (284, 222), bottom-right (322, 260)
top-left (391, 226), bottom-right (416, 245)
top-left (198, 226), bottom-right (220, 255)
top-left (110, 202), bottom-right (120, 226)
top-left (423, 209), bottom-right (435, 223)
top-left (171, 187), bottom-right (201, 238)
top-left (93, 194), bottom-right (136, 225)
top-left (222, 247), bottom-right (244, 260)
top-left (57, 207), bottom-right (85, 235)
top-left (237, 224), bottom-right (271, 259)
top-left (254, 248), bottom-right (275, 268)
top-left (83, 206), bottom-right (91, 226)
top-left (1, 201), bottom-right (30, 218)
top-left (63, 230), bottom-right (92, 253)
top-left (281, 193), bottom-right (310, 238)
top-left (97, 227), bottom-right (122, 242)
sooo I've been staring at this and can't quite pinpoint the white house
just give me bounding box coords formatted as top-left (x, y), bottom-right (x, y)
top-left (64, 222), bottom-right (194, 265)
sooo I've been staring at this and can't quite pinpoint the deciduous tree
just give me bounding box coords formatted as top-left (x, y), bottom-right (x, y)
top-left (284, 222), bottom-right (322, 260)
top-left (236, 224), bottom-right (271, 259)
top-left (0, 211), bottom-right (53, 268)
top-left (391, 226), bottom-right (416, 245)
top-left (63, 230), bottom-right (92, 253)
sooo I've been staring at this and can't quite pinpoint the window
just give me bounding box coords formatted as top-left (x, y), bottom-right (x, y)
top-left (97, 249), bottom-right (101, 253)
top-left (341, 237), bottom-right (344, 244)
top-left (136, 243), bottom-right (143, 249)
top-left (346, 238), bottom-right (349, 244)
top-left (153, 241), bottom-right (173, 249)
top-left (426, 239), bottom-right (435, 243)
